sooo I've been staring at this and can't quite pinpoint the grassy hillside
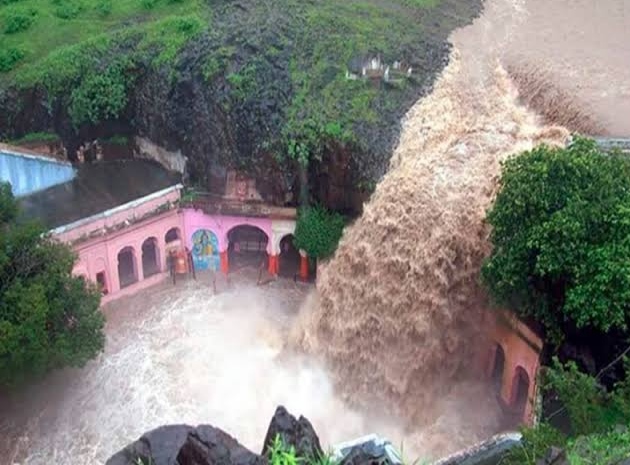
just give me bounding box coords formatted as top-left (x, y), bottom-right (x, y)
top-left (0, 0), bottom-right (206, 71)
top-left (0, 0), bottom-right (481, 209)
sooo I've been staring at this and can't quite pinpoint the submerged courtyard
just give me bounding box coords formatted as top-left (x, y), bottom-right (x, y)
top-left (0, 267), bottom-right (513, 464)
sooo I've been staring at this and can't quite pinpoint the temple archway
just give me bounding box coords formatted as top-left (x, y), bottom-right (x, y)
top-left (117, 246), bottom-right (138, 288)
top-left (227, 225), bottom-right (269, 272)
top-left (191, 229), bottom-right (220, 271)
top-left (142, 237), bottom-right (160, 278)
top-left (512, 366), bottom-right (530, 417)
top-left (165, 227), bottom-right (182, 244)
top-left (279, 234), bottom-right (300, 278)
top-left (491, 343), bottom-right (505, 394)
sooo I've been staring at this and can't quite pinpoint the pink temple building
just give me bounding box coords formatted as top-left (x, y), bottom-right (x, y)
top-left (10, 146), bottom-right (541, 427)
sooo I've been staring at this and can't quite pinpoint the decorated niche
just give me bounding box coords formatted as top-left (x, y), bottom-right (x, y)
top-left (224, 170), bottom-right (263, 202)
top-left (191, 229), bottom-right (220, 271)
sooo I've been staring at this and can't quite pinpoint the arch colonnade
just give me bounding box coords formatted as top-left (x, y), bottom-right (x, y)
top-left (482, 310), bottom-right (543, 425)
top-left (62, 207), bottom-right (302, 304)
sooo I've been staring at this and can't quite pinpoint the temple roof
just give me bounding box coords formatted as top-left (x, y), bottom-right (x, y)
top-left (19, 159), bottom-right (181, 230)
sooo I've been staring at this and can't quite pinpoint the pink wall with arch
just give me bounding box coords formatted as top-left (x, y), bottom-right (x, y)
top-left (483, 310), bottom-right (543, 425)
top-left (54, 194), bottom-right (296, 303)
top-left (63, 209), bottom-right (185, 304)
top-left (183, 208), bottom-right (273, 254)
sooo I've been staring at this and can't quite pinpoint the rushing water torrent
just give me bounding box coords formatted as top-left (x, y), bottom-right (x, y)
top-left (295, 0), bottom-right (629, 453)
top-left (2, 0), bottom-right (628, 463)
top-left (1, 277), bottom-right (371, 463)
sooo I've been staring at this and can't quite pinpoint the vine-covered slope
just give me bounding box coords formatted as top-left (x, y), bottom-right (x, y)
top-left (0, 0), bottom-right (481, 209)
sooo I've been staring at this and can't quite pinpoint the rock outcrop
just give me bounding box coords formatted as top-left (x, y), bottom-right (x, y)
top-left (261, 406), bottom-right (322, 459)
top-left (106, 406), bottom-right (319, 465)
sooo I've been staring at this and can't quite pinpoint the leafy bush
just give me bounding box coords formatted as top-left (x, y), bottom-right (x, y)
top-left (545, 357), bottom-right (630, 436)
top-left (95, 0), bottom-right (112, 17)
top-left (139, 14), bottom-right (205, 66)
top-left (501, 424), bottom-right (566, 465)
top-left (482, 137), bottom-right (630, 341)
top-left (0, 45), bottom-right (24, 71)
top-left (567, 429), bottom-right (630, 465)
top-left (0, 183), bottom-right (105, 386)
top-left (294, 205), bottom-right (344, 259)
top-left (267, 434), bottom-right (336, 465)
top-left (52, 0), bottom-right (84, 19)
top-left (2, 7), bottom-right (36, 34)
top-left (502, 359), bottom-right (630, 464)
top-left (141, 0), bottom-right (158, 9)
top-left (69, 62), bottom-right (131, 126)
top-left (268, 435), bottom-right (300, 465)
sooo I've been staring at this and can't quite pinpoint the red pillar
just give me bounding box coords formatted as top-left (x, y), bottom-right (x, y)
top-left (299, 254), bottom-right (309, 281)
top-left (268, 255), bottom-right (279, 275)
top-left (220, 251), bottom-right (229, 275)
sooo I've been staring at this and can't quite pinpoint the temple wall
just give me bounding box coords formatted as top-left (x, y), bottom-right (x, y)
top-left (484, 310), bottom-right (543, 425)
top-left (69, 209), bottom-right (184, 303)
top-left (52, 185), bottom-right (182, 244)
top-left (0, 147), bottom-right (75, 197)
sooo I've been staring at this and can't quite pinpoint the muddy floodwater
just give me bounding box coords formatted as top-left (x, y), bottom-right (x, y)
top-left (0, 273), bottom-right (362, 463)
top-left (0, 271), bottom-right (505, 465)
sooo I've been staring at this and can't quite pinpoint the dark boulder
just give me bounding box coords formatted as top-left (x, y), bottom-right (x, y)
top-left (261, 406), bottom-right (323, 460)
top-left (106, 425), bottom-right (194, 465)
top-left (339, 447), bottom-right (395, 465)
top-left (105, 424), bottom-right (262, 465)
top-left (177, 425), bottom-right (264, 465)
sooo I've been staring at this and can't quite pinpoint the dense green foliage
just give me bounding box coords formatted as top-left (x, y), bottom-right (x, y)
top-left (0, 0), bottom-right (480, 192)
top-left (0, 182), bottom-right (105, 386)
top-left (0, 45), bottom-right (23, 72)
top-left (0, 0), bottom-right (208, 125)
top-left (482, 137), bottom-right (630, 341)
top-left (1, 6), bottom-right (37, 34)
top-left (294, 206), bottom-right (344, 259)
top-left (69, 61), bottom-right (132, 126)
top-left (502, 359), bottom-right (630, 464)
top-left (267, 434), bottom-right (336, 465)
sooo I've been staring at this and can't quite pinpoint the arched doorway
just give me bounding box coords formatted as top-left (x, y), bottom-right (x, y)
top-left (191, 229), bottom-right (220, 271)
top-left (279, 234), bottom-right (300, 278)
top-left (142, 237), bottom-right (160, 278)
top-left (117, 246), bottom-right (138, 288)
top-left (165, 227), bottom-right (181, 244)
top-left (227, 225), bottom-right (269, 271)
top-left (512, 366), bottom-right (530, 417)
top-left (491, 343), bottom-right (506, 394)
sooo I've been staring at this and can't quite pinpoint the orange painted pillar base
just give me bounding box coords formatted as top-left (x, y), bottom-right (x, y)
top-left (299, 255), bottom-right (309, 281)
top-left (220, 251), bottom-right (229, 275)
top-left (268, 255), bottom-right (279, 275)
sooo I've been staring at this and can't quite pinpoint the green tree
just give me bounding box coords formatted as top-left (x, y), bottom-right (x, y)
top-left (0, 182), bottom-right (104, 386)
top-left (482, 137), bottom-right (630, 341)
top-left (502, 359), bottom-right (630, 464)
top-left (69, 61), bottom-right (131, 127)
top-left (293, 205), bottom-right (344, 259)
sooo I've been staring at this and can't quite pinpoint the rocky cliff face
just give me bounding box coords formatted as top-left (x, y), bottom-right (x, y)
top-left (0, 0), bottom-right (481, 211)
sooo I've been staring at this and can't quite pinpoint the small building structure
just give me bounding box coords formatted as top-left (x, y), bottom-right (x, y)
top-left (12, 151), bottom-right (304, 303)
top-left (0, 144), bottom-right (75, 196)
top-left (482, 310), bottom-right (543, 425)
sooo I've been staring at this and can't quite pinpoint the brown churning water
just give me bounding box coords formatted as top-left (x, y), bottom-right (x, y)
top-left (290, 0), bottom-right (626, 457)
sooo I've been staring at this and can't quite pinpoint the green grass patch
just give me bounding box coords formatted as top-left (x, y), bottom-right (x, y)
top-left (11, 131), bottom-right (61, 144)
top-left (0, 0), bottom-right (206, 77)
top-left (101, 135), bottom-right (128, 145)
